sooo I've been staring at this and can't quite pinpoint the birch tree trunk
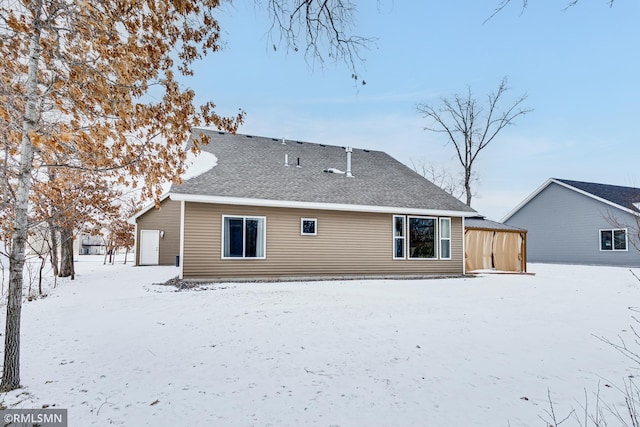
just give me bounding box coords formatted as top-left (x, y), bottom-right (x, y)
top-left (1, 0), bottom-right (42, 391)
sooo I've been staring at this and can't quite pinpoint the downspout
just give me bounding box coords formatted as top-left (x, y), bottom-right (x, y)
top-left (179, 200), bottom-right (185, 280)
top-left (133, 222), bottom-right (138, 266)
top-left (462, 216), bottom-right (466, 275)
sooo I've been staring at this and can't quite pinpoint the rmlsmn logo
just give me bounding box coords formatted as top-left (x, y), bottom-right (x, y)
top-left (0, 409), bottom-right (68, 426)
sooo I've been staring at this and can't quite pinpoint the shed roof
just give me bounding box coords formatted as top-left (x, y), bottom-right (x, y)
top-left (169, 129), bottom-right (476, 216)
top-left (465, 216), bottom-right (526, 232)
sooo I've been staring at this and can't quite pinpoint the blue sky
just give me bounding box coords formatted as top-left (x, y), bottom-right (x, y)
top-left (179, 1), bottom-right (640, 221)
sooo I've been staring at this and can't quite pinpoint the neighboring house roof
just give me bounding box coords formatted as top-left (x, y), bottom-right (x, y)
top-left (465, 216), bottom-right (526, 232)
top-left (502, 178), bottom-right (640, 222)
top-left (169, 129), bottom-right (477, 216)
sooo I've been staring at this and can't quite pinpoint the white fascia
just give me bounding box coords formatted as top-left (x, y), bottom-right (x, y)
top-left (168, 193), bottom-right (478, 218)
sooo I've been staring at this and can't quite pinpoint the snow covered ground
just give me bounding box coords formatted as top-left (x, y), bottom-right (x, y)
top-left (0, 257), bottom-right (639, 426)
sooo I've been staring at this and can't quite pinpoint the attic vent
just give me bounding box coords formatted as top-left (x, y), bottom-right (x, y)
top-left (296, 141), bottom-right (303, 144)
top-left (324, 168), bottom-right (345, 174)
top-left (319, 144), bottom-right (326, 147)
top-left (363, 149), bottom-right (370, 153)
top-left (218, 131), bottom-right (225, 135)
top-left (246, 135), bottom-right (253, 138)
top-left (271, 138), bottom-right (278, 141)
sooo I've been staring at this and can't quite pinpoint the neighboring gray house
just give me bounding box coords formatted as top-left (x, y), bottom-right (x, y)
top-left (502, 178), bottom-right (640, 267)
top-left (131, 129), bottom-right (478, 280)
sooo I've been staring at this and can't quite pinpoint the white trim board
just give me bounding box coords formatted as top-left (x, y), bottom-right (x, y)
top-left (169, 193), bottom-right (477, 218)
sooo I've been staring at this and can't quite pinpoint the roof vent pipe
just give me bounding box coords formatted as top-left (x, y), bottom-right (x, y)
top-left (296, 157), bottom-right (301, 168)
top-left (284, 153), bottom-right (289, 166)
top-left (346, 147), bottom-right (353, 178)
top-left (282, 137), bottom-right (286, 145)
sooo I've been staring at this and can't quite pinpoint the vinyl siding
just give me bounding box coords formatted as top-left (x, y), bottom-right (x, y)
top-left (504, 182), bottom-right (640, 266)
top-left (182, 202), bottom-right (464, 279)
top-left (135, 198), bottom-right (181, 266)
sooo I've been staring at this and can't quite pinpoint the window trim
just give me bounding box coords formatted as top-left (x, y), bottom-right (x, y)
top-left (300, 218), bottom-right (318, 236)
top-left (439, 217), bottom-right (452, 260)
top-left (393, 215), bottom-right (406, 259)
top-left (221, 215), bottom-right (267, 260)
top-left (407, 215), bottom-right (438, 260)
top-left (599, 228), bottom-right (628, 252)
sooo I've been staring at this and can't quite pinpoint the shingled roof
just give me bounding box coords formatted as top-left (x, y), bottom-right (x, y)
top-left (502, 178), bottom-right (640, 222)
top-left (169, 129), bottom-right (476, 215)
top-left (465, 216), bottom-right (526, 232)
top-left (555, 179), bottom-right (640, 212)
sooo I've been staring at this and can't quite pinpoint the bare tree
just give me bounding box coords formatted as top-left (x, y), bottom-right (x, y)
top-left (416, 77), bottom-right (531, 207)
top-left (409, 157), bottom-right (467, 201)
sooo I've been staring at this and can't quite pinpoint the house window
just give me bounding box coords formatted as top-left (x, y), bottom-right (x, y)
top-left (222, 215), bottom-right (266, 258)
top-left (600, 229), bottom-right (627, 251)
top-left (408, 216), bottom-right (437, 259)
top-left (440, 218), bottom-right (451, 259)
top-left (393, 215), bottom-right (406, 259)
top-left (301, 218), bottom-right (317, 235)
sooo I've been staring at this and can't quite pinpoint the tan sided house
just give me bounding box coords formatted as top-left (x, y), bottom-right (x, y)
top-left (132, 129), bottom-right (477, 280)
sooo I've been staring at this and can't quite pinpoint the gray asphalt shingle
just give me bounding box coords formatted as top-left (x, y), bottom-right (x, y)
top-left (556, 178), bottom-right (640, 212)
top-left (465, 216), bottom-right (526, 232)
top-left (170, 129), bottom-right (476, 214)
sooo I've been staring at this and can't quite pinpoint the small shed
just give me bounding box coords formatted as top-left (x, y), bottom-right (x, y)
top-left (465, 216), bottom-right (527, 273)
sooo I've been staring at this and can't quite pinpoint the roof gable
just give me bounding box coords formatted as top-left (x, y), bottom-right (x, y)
top-left (554, 179), bottom-right (640, 212)
top-left (169, 129), bottom-right (476, 215)
top-left (502, 178), bottom-right (640, 222)
top-left (128, 193), bottom-right (170, 224)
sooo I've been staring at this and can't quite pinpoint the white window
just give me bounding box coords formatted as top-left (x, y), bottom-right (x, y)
top-left (600, 228), bottom-right (627, 251)
top-left (439, 218), bottom-right (451, 259)
top-left (301, 218), bottom-right (317, 235)
top-left (408, 216), bottom-right (437, 259)
top-left (393, 215), bottom-right (406, 259)
top-left (393, 215), bottom-right (453, 260)
top-left (222, 215), bottom-right (266, 259)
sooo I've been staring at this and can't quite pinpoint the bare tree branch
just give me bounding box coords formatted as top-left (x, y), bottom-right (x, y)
top-left (416, 77), bottom-right (532, 207)
top-left (409, 158), bottom-right (469, 201)
top-left (263, 0), bottom-right (375, 80)
top-left (486, 0), bottom-right (615, 23)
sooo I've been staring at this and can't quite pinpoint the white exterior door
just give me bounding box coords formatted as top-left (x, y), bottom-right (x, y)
top-left (140, 229), bottom-right (160, 265)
